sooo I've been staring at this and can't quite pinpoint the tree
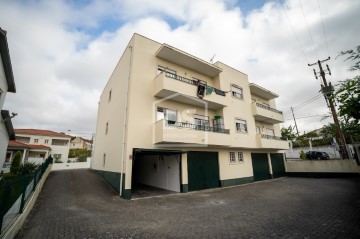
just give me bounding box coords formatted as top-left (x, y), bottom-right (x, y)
top-left (10, 151), bottom-right (22, 175)
top-left (338, 44), bottom-right (360, 71)
top-left (334, 77), bottom-right (360, 124)
top-left (281, 125), bottom-right (296, 140)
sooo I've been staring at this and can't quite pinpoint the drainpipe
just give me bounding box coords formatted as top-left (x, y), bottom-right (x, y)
top-left (120, 45), bottom-right (133, 197)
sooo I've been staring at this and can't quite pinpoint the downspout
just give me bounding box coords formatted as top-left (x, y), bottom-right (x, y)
top-left (120, 45), bottom-right (133, 197)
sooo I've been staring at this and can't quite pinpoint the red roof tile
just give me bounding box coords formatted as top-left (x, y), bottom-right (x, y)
top-left (8, 140), bottom-right (31, 148)
top-left (15, 129), bottom-right (72, 138)
top-left (27, 144), bottom-right (51, 150)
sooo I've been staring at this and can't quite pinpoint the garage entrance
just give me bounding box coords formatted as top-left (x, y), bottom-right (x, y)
top-left (132, 149), bottom-right (183, 198)
top-left (251, 153), bottom-right (271, 181)
top-left (270, 153), bottom-right (286, 178)
top-left (187, 151), bottom-right (220, 191)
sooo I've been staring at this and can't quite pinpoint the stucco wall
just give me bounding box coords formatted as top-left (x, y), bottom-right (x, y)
top-left (285, 159), bottom-right (360, 173)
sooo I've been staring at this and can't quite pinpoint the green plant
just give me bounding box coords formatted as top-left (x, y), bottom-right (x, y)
top-left (18, 162), bottom-right (38, 175)
top-left (55, 159), bottom-right (63, 163)
top-left (76, 154), bottom-right (88, 162)
top-left (299, 150), bottom-right (306, 160)
top-left (10, 151), bottom-right (22, 175)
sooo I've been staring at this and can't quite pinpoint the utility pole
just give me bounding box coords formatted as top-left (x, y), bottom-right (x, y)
top-left (291, 107), bottom-right (300, 137)
top-left (308, 57), bottom-right (349, 159)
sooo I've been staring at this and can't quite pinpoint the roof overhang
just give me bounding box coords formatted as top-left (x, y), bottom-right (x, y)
top-left (249, 83), bottom-right (278, 100)
top-left (134, 148), bottom-right (188, 156)
top-left (0, 28), bottom-right (15, 93)
top-left (1, 110), bottom-right (15, 140)
top-left (156, 44), bottom-right (222, 78)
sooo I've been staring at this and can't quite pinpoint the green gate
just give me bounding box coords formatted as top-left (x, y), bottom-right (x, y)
top-left (251, 153), bottom-right (270, 181)
top-left (187, 151), bottom-right (220, 191)
top-left (270, 153), bottom-right (286, 178)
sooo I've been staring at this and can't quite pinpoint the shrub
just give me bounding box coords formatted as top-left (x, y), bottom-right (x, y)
top-left (10, 151), bottom-right (22, 175)
top-left (299, 150), bottom-right (306, 160)
top-left (18, 162), bottom-right (38, 175)
top-left (76, 154), bottom-right (88, 162)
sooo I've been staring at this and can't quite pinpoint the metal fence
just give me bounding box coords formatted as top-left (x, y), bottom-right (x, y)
top-left (0, 156), bottom-right (53, 233)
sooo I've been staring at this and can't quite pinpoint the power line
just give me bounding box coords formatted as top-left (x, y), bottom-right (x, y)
top-left (284, 113), bottom-right (328, 121)
top-left (298, 0), bottom-right (319, 60)
top-left (279, 0), bottom-right (309, 64)
top-left (317, 0), bottom-right (330, 58)
top-left (283, 93), bottom-right (323, 115)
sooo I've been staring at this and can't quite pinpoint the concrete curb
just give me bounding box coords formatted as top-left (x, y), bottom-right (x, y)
top-left (1, 164), bottom-right (52, 239)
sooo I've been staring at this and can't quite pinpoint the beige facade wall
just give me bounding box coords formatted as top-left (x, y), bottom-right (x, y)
top-left (92, 36), bottom-right (134, 173)
top-left (93, 34), bottom-right (286, 191)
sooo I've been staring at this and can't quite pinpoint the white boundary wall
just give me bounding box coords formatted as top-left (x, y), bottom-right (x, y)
top-left (285, 159), bottom-right (360, 173)
top-left (51, 158), bottom-right (91, 171)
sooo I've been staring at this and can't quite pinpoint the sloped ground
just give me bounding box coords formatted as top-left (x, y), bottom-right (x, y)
top-left (16, 169), bottom-right (360, 239)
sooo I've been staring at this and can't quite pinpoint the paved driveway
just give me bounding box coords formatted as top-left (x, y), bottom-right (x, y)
top-left (16, 169), bottom-right (360, 238)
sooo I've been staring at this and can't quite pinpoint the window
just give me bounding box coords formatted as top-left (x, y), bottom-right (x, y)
top-left (34, 139), bottom-right (39, 143)
top-left (158, 65), bottom-right (176, 75)
top-left (157, 107), bottom-right (177, 125)
top-left (109, 89), bottom-right (112, 102)
top-left (231, 85), bottom-right (243, 99)
top-left (229, 152), bottom-right (236, 164)
top-left (194, 114), bottom-right (209, 130)
top-left (235, 119), bottom-right (247, 133)
top-left (267, 128), bottom-right (274, 136)
top-left (238, 152), bottom-right (244, 162)
top-left (256, 126), bottom-right (261, 134)
top-left (45, 139), bottom-right (49, 144)
top-left (54, 154), bottom-right (62, 160)
top-left (103, 154), bottom-right (106, 166)
top-left (106, 122), bottom-right (109, 134)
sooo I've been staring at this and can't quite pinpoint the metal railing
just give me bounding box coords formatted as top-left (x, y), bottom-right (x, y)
top-left (256, 103), bottom-right (283, 114)
top-left (164, 72), bottom-right (227, 96)
top-left (165, 120), bottom-right (230, 134)
top-left (0, 156), bottom-right (53, 233)
top-left (261, 134), bottom-right (287, 141)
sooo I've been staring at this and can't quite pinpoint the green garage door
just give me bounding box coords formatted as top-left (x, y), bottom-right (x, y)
top-left (187, 151), bottom-right (220, 191)
top-left (251, 153), bottom-right (270, 181)
top-left (270, 153), bottom-right (286, 178)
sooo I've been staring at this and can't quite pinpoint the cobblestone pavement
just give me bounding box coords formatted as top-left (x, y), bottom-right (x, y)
top-left (16, 169), bottom-right (360, 239)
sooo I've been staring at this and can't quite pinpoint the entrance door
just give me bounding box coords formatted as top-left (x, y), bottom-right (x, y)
top-left (251, 153), bottom-right (270, 181)
top-left (187, 151), bottom-right (220, 191)
top-left (270, 153), bottom-right (286, 178)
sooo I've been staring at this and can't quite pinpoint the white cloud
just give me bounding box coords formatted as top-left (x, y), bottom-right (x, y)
top-left (1, 0), bottom-right (359, 138)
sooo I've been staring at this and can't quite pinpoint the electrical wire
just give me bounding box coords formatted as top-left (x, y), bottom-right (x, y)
top-left (317, 0), bottom-right (330, 59)
top-left (283, 93), bottom-right (323, 115)
top-left (278, 0), bottom-right (309, 64)
top-left (298, 0), bottom-right (319, 60)
top-left (284, 113), bottom-right (328, 121)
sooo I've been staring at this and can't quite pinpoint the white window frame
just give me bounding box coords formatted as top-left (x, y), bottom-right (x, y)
top-left (231, 84), bottom-right (243, 100)
top-left (34, 139), bottom-right (39, 143)
top-left (238, 152), bottom-right (244, 163)
top-left (267, 128), bottom-right (275, 136)
top-left (157, 107), bottom-right (177, 125)
top-left (256, 126), bottom-right (261, 134)
top-left (235, 118), bottom-right (247, 133)
top-left (229, 152), bottom-right (236, 164)
top-left (45, 139), bottom-right (49, 144)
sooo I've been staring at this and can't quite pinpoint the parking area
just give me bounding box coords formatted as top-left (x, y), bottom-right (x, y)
top-left (16, 169), bottom-right (360, 238)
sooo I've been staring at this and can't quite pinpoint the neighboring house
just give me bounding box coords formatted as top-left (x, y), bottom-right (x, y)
top-left (0, 27), bottom-right (16, 172)
top-left (70, 136), bottom-right (92, 150)
top-left (92, 34), bottom-right (288, 199)
top-left (3, 140), bottom-right (51, 172)
top-left (14, 129), bottom-right (71, 162)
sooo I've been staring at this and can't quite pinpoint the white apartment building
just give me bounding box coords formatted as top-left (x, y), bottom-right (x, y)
top-left (0, 28), bottom-right (16, 171)
top-left (93, 34), bottom-right (288, 199)
top-left (15, 129), bottom-right (72, 162)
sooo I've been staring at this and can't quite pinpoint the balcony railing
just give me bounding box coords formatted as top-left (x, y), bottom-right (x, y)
top-left (261, 134), bottom-right (286, 141)
top-left (256, 103), bottom-right (282, 114)
top-left (164, 72), bottom-right (227, 96)
top-left (165, 120), bottom-right (230, 134)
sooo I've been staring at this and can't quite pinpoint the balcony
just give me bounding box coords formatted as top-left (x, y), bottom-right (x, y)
top-left (252, 102), bottom-right (284, 124)
top-left (154, 119), bottom-right (231, 146)
top-left (256, 134), bottom-right (289, 150)
top-left (154, 72), bottom-right (228, 110)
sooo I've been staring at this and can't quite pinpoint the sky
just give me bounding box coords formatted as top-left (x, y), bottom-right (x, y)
top-left (1, 0), bottom-right (359, 139)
